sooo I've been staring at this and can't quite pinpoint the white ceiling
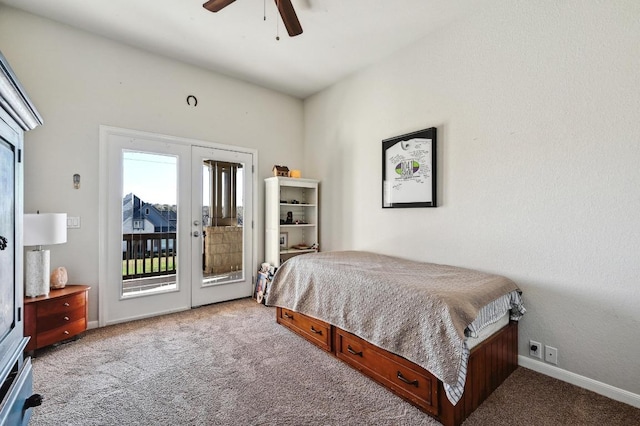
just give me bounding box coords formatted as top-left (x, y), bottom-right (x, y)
top-left (0, 0), bottom-right (486, 98)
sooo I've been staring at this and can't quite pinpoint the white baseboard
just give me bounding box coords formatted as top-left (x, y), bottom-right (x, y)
top-left (518, 355), bottom-right (640, 409)
top-left (87, 320), bottom-right (99, 330)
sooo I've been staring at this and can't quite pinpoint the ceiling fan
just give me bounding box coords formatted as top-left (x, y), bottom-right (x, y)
top-left (203, 0), bottom-right (303, 37)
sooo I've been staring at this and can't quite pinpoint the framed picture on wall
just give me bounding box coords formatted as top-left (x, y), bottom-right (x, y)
top-left (382, 127), bottom-right (437, 208)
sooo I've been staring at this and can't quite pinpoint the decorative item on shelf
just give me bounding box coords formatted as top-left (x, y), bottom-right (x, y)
top-left (290, 244), bottom-right (311, 250)
top-left (285, 212), bottom-right (293, 224)
top-left (289, 169), bottom-right (301, 178)
top-left (24, 212), bottom-right (67, 297)
top-left (272, 165), bottom-right (289, 177)
top-left (50, 266), bottom-right (68, 290)
top-left (279, 232), bottom-right (288, 249)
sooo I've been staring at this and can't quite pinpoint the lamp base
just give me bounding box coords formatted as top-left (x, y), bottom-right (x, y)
top-left (26, 249), bottom-right (50, 297)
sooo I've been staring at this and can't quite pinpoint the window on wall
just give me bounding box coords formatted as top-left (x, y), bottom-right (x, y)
top-left (133, 219), bottom-right (144, 230)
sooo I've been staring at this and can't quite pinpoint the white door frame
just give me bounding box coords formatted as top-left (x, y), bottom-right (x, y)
top-left (98, 126), bottom-right (258, 327)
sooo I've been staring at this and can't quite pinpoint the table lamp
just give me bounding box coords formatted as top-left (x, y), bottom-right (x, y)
top-left (24, 212), bottom-right (67, 297)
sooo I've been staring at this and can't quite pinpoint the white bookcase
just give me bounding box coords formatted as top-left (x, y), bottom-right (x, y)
top-left (265, 177), bottom-right (319, 266)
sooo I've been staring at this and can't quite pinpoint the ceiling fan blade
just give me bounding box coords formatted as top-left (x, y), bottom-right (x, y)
top-left (275, 0), bottom-right (303, 37)
top-left (203, 0), bottom-right (236, 13)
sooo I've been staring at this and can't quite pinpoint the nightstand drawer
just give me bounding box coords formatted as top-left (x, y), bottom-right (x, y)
top-left (36, 293), bottom-right (86, 317)
top-left (36, 306), bottom-right (86, 333)
top-left (37, 319), bottom-right (86, 348)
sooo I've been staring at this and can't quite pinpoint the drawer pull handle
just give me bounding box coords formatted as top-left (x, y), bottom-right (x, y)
top-left (64, 316), bottom-right (70, 321)
top-left (347, 345), bottom-right (363, 357)
top-left (24, 394), bottom-right (43, 409)
top-left (63, 302), bottom-right (70, 307)
top-left (64, 330), bottom-right (70, 335)
top-left (310, 326), bottom-right (322, 335)
top-left (283, 312), bottom-right (293, 319)
top-left (397, 371), bottom-right (419, 387)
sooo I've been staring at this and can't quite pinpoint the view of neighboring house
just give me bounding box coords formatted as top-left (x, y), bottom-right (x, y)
top-left (121, 193), bottom-right (177, 261)
top-left (122, 193), bottom-right (176, 234)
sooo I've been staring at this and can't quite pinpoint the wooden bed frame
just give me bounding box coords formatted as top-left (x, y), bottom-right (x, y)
top-left (276, 307), bottom-right (518, 426)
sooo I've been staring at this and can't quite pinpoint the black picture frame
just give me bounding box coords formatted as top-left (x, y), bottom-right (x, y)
top-left (382, 127), bottom-right (437, 208)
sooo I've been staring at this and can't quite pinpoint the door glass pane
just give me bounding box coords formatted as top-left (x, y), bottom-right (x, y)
top-left (121, 151), bottom-right (178, 297)
top-left (201, 160), bottom-right (244, 286)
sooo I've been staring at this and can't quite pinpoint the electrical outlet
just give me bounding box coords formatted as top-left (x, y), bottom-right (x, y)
top-left (545, 345), bottom-right (558, 365)
top-left (529, 340), bottom-right (542, 359)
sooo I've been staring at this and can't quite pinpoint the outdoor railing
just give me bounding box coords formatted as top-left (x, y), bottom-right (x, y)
top-left (122, 232), bottom-right (177, 280)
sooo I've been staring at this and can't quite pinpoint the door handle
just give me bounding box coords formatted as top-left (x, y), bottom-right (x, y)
top-left (192, 231), bottom-right (200, 237)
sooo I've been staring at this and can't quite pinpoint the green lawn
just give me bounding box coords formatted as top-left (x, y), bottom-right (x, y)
top-left (122, 257), bottom-right (176, 276)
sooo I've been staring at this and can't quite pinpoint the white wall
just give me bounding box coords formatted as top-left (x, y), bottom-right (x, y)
top-left (304, 1), bottom-right (640, 398)
top-left (0, 7), bottom-right (304, 322)
top-left (3, 0), bottom-right (639, 403)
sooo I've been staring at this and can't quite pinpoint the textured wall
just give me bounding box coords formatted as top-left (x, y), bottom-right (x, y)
top-left (0, 7), bottom-right (304, 323)
top-left (303, 1), bottom-right (640, 397)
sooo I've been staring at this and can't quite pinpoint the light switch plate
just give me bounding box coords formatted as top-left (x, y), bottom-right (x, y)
top-left (67, 216), bottom-right (81, 229)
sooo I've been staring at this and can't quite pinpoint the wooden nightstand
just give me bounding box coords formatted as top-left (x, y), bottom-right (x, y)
top-left (24, 285), bottom-right (90, 353)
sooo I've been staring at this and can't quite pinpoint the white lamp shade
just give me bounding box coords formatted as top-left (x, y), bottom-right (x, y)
top-left (24, 213), bottom-right (67, 246)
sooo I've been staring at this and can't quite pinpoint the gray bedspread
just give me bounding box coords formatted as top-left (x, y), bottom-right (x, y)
top-left (265, 250), bottom-right (525, 405)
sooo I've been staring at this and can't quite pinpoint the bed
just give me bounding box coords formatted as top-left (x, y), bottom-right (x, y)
top-left (266, 251), bottom-right (525, 426)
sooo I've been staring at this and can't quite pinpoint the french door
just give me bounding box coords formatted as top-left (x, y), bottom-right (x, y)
top-left (191, 146), bottom-right (253, 307)
top-left (100, 127), bottom-right (255, 326)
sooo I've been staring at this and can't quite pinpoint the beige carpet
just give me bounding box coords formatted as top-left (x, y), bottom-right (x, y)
top-left (31, 298), bottom-right (639, 425)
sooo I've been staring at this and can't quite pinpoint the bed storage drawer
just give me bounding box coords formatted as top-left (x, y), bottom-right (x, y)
top-left (274, 307), bottom-right (518, 426)
top-left (276, 308), bottom-right (332, 352)
top-left (335, 328), bottom-right (439, 416)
